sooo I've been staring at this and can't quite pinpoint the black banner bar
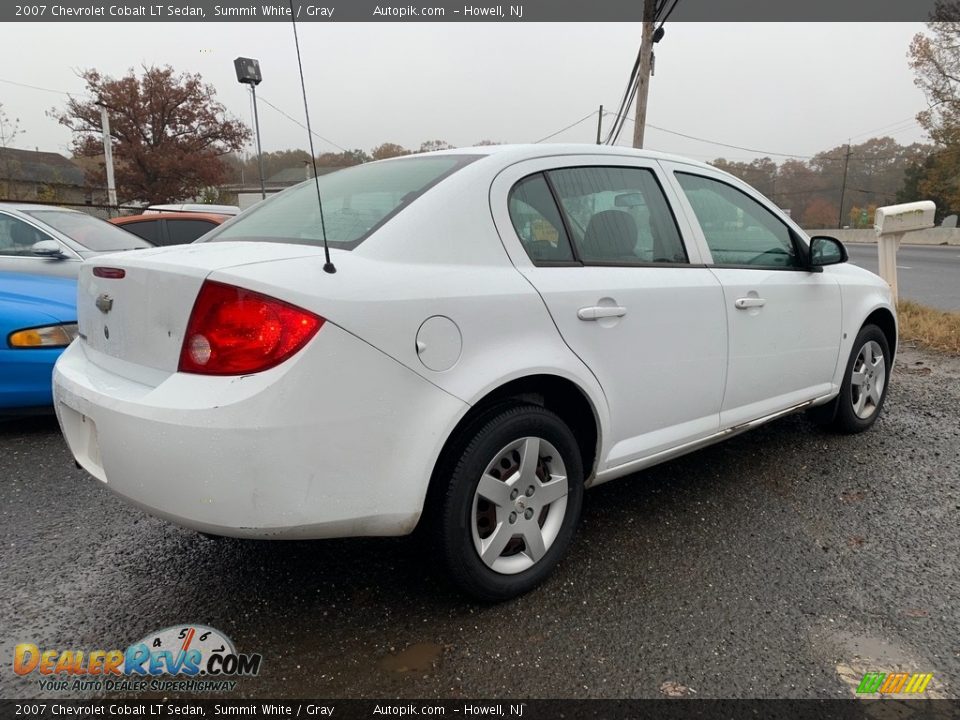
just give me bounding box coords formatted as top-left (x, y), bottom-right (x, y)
top-left (1, 700), bottom-right (958, 719)
top-left (0, 0), bottom-right (947, 23)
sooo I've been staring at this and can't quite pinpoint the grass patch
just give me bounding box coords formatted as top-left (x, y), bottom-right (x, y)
top-left (897, 300), bottom-right (960, 354)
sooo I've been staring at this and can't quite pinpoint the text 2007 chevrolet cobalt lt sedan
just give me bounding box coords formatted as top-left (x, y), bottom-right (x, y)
top-left (53, 145), bottom-right (895, 600)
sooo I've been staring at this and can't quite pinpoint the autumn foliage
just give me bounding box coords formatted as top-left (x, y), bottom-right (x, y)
top-left (56, 66), bottom-right (250, 204)
top-left (907, 8), bottom-right (960, 217)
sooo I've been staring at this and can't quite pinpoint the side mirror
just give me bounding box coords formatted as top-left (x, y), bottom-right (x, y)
top-left (31, 239), bottom-right (66, 259)
top-left (809, 235), bottom-right (848, 268)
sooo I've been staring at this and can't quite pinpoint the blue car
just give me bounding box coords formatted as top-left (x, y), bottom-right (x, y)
top-left (1, 271), bottom-right (77, 412)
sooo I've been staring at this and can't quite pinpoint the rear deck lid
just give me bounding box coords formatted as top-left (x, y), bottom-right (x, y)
top-left (77, 242), bottom-right (327, 373)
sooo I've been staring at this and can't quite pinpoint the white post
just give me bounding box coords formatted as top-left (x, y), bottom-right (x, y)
top-left (873, 201), bottom-right (936, 306)
top-left (877, 232), bottom-right (902, 304)
top-left (99, 104), bottom-right (118, 212)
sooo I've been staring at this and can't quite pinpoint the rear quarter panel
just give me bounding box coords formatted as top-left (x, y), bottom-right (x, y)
top-left (212, 160), bottom-right (611, 471)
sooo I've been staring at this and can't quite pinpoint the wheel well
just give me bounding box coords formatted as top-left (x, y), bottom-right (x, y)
top-left (864, 307), bottom-right (897, 358)
top-left (422, 375), bottom-right (600, 524)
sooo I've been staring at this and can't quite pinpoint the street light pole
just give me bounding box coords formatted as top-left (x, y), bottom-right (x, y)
top-left (234, 57), bottom-right (266, 201)
top-left (250, 84), bottom-right (266, 200)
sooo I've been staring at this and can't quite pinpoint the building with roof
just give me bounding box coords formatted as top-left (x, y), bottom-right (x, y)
top-left (0, 147), bottom-right (104, 206)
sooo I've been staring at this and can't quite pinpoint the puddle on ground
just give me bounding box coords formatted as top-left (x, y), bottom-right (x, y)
top-left (379, 642), bottom-right (444, 673)
top-left (812, 627), bottom-right (949, 698)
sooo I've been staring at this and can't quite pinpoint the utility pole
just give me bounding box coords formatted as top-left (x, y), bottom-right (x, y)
top-left (98, 103), bottom-right (118, 213)
top-left (631, 0), bottom-right (657, 149)
top-left (596, 105), bottom-right (603, 144)
top-left (837, 141), bottom-right (852, 229)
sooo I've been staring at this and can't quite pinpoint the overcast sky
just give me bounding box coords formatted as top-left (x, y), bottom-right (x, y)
top-left (0, 22), bottom-right (931, 162)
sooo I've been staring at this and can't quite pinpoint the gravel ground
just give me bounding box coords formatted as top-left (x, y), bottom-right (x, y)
top-left (1, 344), bottom-right (958, 700)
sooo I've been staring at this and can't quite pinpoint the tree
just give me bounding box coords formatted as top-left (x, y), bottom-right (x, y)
top-left (419, 139), bottom-right (455, 153)
top-left (710, 157), bottom-right (778, 198)
top-left (801, 197), bottom-right (839, 229)
top-left (223, 149), bottom-right (313, 184)
top-left (54, 65), bottom-right (250, 204)
top-left (773, 158), bottom-right (823, 220)
top-left (908, 10), bottom-right (960, 214)
top-left (371, 143), bottom-right (410, 160)
top-left (897, 153), bottom-right (953, 221)
top-left (910, 6), bottom-right (960, 147)
top-left (316, 149), bottom-right (370, 167)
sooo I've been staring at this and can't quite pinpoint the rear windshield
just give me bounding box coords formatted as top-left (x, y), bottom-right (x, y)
top-left (205, 155), bottom-right (477, 250)
top-left (23, 210), bottom-right (152, 251)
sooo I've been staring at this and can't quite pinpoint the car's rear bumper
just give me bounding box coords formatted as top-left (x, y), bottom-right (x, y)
top-left (52, 324), bottom-right (468, 538)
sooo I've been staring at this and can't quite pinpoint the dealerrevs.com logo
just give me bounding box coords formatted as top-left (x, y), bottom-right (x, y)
top-left (14, 624), bottom-right (262, 693)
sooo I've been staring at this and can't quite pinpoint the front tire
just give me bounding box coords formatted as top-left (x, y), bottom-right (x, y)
top-left (434, 405), bottom-right (584, 601)
top-left (815, 324), bottom-right (891, 434)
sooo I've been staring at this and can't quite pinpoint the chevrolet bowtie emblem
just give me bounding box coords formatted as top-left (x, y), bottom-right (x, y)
top-left (95, 294), bottom-right (114, 314)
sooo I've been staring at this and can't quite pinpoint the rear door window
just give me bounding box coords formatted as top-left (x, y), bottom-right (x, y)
top-left (166, 219), bottom-right (218, 245)
top-left (546, 166), bottom-right (688, 265)
top-left (507, 174), bottom-right (575, 263)
top-left (118, 219), bottom-right (161, 245)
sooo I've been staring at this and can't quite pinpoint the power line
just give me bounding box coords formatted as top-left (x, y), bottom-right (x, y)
top-left (604, 0), bottom-right (678, 147)
top-left (256, 94), bottom-right (347, 152)
top-left (847, 114), bottom-right (921, 141)
top-left (656, 0), bottom-right (681, 26)
top-left (613, 112), bottom-right (927, 163)
top-left (0, 77), bottom-right (73, 95)
top-left (646, 123), bottom-right (814, 158)
top-left (611, 75), bottom-right (641, 145)
top-left (603, 48), bottom-right (643, 145)
top-left (533, 111), bottom-right (598, 143)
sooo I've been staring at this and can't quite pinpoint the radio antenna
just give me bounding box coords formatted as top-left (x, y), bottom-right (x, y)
top-left (289, 0), bottom-right (336, 274)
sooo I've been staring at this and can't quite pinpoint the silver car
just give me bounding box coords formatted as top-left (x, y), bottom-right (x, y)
top-left (0, 203), bottom-right (151, 278)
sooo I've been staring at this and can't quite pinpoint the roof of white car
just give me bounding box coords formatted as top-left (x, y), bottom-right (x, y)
top-left (421, 143), bottom-right (717, 172)
top-left (0, 202), bottom-right (84, 212)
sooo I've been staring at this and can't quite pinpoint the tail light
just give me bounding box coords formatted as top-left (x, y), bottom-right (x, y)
top-left (178, 281), bottom-right (323, 375)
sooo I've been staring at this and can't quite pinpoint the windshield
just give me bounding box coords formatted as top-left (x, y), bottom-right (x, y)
top-left (23, 210), bottom-right (153, 251)
top-left (206, 155), bottom-right (478, 249)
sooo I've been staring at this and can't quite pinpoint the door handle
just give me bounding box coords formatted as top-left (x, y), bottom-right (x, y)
top-left (578, 305), bottom-right (627, 320)
top-left (734, 297), bottom-right (767, 309)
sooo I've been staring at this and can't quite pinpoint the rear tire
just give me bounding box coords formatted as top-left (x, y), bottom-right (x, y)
top-left (813, 324), bottom-right (891, 434)
top-left (433, 404), bottom-right (583, 602)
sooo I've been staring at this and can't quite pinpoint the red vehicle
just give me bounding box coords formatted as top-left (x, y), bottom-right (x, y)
top-left (110, 212), bottom-right (230, 246)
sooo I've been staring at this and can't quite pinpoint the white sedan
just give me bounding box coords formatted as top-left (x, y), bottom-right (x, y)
top-left (53, 144), bottom-right (895, 600)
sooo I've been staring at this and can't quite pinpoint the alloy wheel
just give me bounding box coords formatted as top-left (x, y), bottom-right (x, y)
top-left (850, 339), bottom-right (886, 420)
top-left (470, 436), bottom-right (568, 575)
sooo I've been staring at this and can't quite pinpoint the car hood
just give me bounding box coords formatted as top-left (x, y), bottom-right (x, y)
top-left (0, 272), bottom-right (77, 325)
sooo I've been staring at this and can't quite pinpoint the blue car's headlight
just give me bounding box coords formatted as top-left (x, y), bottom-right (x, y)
top-left (8, 323), bottom-right (78, 349)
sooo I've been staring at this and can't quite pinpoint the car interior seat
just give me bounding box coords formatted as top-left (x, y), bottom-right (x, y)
top-left (581, 210), bottom-right (638, 262)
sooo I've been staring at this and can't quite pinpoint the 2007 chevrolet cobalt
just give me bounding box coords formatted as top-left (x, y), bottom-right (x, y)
top-left (53, 145), bottom-right (895, 600)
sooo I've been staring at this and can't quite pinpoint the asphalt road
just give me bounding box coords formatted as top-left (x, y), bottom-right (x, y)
top-left (846, 243), bottom-right (960, 311)
top-left (1, 346), bottom-right (958, 700)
